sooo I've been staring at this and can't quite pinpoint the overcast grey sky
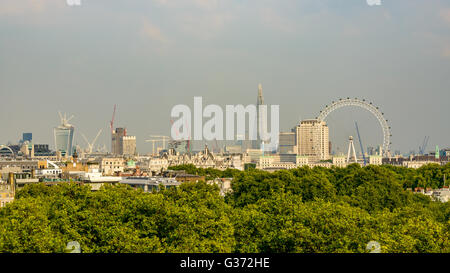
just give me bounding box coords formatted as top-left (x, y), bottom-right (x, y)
top-left (0, 0), bottom-right (449, 154)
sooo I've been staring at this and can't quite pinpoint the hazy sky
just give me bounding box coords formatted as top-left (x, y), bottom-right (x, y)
top-left (1, 0), bottom-right (449, 154)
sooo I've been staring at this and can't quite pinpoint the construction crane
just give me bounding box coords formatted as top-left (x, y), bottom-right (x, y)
top-left (110, 104), bottom-right (116, 134)
top-left (100, 144), bottom-right (108, 153)
top-left (80, 129), bottom-right (103, 154)
top-left (145, 139), bottom-right (165, 156)
top-left (58, 112), bottom-right (74, 126)
top-left (419, 136), bottom-right (429, 155)
top-left (149, 135), bottom-right (170, 150)
top-left (169, 118), bottom-right (191, 154)
top-left (355, 122), bottom-right (367, 166)
top-left (170, 119), bottom-right (179, 139)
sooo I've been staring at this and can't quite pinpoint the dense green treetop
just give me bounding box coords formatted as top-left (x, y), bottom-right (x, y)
top-left (0, 163), bottom-right (449, 253)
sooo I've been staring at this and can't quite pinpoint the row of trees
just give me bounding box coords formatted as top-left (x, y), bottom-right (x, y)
top-left (0, 163), bottom-right (449, 253)
top-left (170, 162), bottom-right (450, 192)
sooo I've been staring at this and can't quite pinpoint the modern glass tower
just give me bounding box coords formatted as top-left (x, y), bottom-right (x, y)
top-left (54, 112), bottom-right (75, 157)
top-left (22, 133), bottom-right (32, 143)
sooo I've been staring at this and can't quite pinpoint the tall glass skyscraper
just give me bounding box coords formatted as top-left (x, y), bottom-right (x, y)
top-left (22, 133), bottom-right (32, 143)
top-left (54, 113), bottom-right (75, 157)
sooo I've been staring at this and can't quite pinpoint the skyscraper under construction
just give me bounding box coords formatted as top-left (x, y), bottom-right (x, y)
top-left (112, 128), bottom-right (136, 156)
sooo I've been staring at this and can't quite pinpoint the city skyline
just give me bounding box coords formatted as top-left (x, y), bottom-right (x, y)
top-left (1, 1), bottom-right (450, 258)
top-left (0, 92), bottom-right (442, 156)
top-left (1, 0), bottom-right (450, 154)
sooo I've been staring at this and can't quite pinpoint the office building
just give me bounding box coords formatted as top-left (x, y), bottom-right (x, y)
top-left (34, 144), bottom-right (54, 157)
top-left (100, 157), bottom-right (125, 175)
top-left (111, 127), bottom-right (126, 155)
top-left (295, 119), bottom-right (330, 162)
top-left (224, 145), bottom-right (242, 154)
top-left (279, 131), bottom-right (296, 154)
top-left (168, 140), bottom-right (188, 155)
top-left (0, 174), bottom-right (15, 208)
top-left (54, 113), bottom-right (75, 157)
top-left (111, 128), bottom-right (136, 156)
top-left (22, 133), bottom-right (32, 143)
top-left (122, 136), bottom-right (137, 156)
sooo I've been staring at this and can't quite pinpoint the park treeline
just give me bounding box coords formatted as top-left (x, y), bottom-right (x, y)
top-left (0, 163), bottom-right (449, 253)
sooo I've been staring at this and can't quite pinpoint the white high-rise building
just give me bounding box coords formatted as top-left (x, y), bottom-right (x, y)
top-left (295, 119), bottom-right (330, 162)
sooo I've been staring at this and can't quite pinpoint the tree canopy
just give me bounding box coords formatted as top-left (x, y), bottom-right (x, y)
top-left (1, 163), bottom-right (449, 253)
